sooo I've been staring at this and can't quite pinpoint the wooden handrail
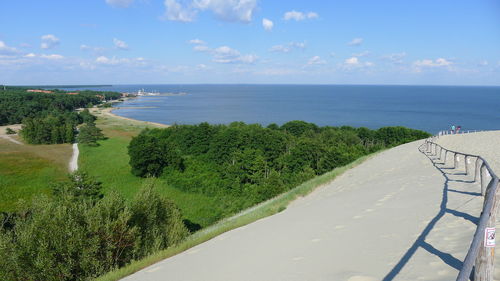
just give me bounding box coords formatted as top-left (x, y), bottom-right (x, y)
top-left (423, 138), bottom-right (499, 281)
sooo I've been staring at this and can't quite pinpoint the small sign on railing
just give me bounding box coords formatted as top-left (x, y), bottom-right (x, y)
top-left (485, 227), bottom-right (496, 248)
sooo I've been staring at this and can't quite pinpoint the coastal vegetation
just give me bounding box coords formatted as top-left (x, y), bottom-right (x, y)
top-left (0, 86), bottom-right (120, 126)
top-left (0, 173), bottom-right (188, 281)
top-left (128, 122), bottom-right (430, 218)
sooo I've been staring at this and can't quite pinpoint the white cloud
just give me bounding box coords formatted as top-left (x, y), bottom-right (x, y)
top-left (95, 55), bottom-right (145, 66)
top-left (352, 51), bottom-right (370, 57)
top-left (270, 45), bottom-right (290, 53)
top-left (194, 0), bottom-right (257, 23)
top-left (307, 56), bottom-right (326, 65)
top-left (113, 38), bottom-right (129, 50)
top-left (164, 0), bottom-right (197, 22)
top-left (192, 43), bottom-right (257, 64)
top-left (80, 45), bottom-right (106, 56)
top-left (283, 10), bottom-right (318, 21)
top-left (342, 56), bottom-right (374, 69)
top-left (105, 0), bottom-right (133, 8)
top-left (41, 34), bottom-right (60, 49)
top-left (40, 54), bottom-right (64, 60)
top-left (0, 41), bottom-right (19, 55)
top-left (164, 0), bottom-right (257, 23)
top-left (193, 45), bottom-right (210, 51)
top-left (413, 58), bottom-right (453, 68)
top-left (212, 45), bottom-right (241, 63)
top-left (238, 54), bottom-right (258, 64)
top-left (345, 57), bottom-right (359, 65)
top-left (383, 52), bottom-right (406, 64)
top-left (189, 39), bottom-right (206, 45)
top-left (21, 53), bottom-right (64, 60)
top-left (478, 60), bottom-right (488, 67)
top-left (347, 38), bottom-right (363, 46)
top-left (269, 41), bottom-right (306, 53)
top-left (262, 18), bottom-right (273, 31)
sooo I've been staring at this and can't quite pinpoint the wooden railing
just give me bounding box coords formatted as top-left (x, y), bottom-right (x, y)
top-left (438, 130), bottom-right (482, 136)
top-left (423, 138), bottom-right (499, 281)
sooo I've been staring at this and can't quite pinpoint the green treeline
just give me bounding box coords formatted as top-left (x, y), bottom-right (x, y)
top-left (0, 87), bottom-right (120, 144)
top-left (19, 109), bottom-right (102, 144)
top-left (129, 121), bottom-right (430, 220)
top-left (0, 173), bottom-right (188, 281)
top-left (0, 87), bottom-right (120, 126)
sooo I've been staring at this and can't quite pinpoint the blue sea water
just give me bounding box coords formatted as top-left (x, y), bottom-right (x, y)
top-left (61, 84), bottom-right (500, 134)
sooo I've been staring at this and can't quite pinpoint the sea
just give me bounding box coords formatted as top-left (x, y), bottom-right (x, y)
top-left (58, 84), bottom-right (500, 134)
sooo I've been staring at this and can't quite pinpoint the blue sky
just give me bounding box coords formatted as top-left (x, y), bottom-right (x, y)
top-left (0, 0), bottom-right (499, 85)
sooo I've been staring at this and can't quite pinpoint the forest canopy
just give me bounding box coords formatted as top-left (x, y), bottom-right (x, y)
top-left (128, 121), bottom-right (430, 215)
top-left (0, 86), bottom-right (120, 126)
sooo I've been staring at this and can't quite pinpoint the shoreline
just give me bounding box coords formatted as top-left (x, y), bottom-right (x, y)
top-left (92, 107), bottom-right (169, 128)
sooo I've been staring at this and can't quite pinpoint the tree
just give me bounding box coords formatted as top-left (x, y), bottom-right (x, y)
top-left (78, 122), bottom-right (104, 146)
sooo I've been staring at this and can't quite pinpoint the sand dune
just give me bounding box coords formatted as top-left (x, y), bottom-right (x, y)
top-left (123, 133), bottom-right (499, 281)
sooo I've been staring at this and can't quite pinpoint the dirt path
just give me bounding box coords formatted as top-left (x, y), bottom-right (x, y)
top-left (123, 138), bottom-right (490, 281)
top-left (69, 143), bottom-right (79, 172)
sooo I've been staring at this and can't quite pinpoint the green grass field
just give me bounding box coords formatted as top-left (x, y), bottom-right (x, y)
top-left (0, 137), bottom-right (72, 211)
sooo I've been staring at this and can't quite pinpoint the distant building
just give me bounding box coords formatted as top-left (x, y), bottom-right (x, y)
top-left (66, 92), bottom-right (79, 95)
top-left (27, 89), bottom-right (53, 93)
top-left (95, 94), bottom-right (105, 100)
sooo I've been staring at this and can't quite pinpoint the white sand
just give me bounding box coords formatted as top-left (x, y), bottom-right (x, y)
top-left (435, 130), bottom-right (500, 279)
top-left (123, 139), bottom-right (486, 281)
top-left (435, 130), bottom-right (500, 174)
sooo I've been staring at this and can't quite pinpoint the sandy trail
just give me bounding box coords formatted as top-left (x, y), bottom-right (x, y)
top-left (0, 135), bottom-right (22, 145)
top-left (123, 137), bottom-right (490, 281)
top-left (69, 143), bottom-right (79, 172)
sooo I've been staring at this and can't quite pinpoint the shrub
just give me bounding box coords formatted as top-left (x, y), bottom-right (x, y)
top-left (0, 179), bottom-right (188, 281)
top-left (5, 127), bottom-right (15, 134)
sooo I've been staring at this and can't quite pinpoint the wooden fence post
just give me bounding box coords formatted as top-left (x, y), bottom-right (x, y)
top-left (475, 158), bottom-right (482, 183)
top-left (481, 164), bottom-right (489, 196)
top-left (474, 179), bottom-right (500, 281)
top-left (465, 156), bottom-right (469, 175)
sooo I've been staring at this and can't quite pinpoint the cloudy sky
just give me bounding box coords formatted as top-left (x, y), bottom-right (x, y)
top-left (1, 0), bottom-right (499, 85)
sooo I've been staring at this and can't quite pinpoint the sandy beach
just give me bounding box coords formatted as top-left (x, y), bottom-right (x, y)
top-left (90, 107), bottom-right (169, 128)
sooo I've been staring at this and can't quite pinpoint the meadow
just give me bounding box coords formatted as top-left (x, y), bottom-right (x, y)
top-left (0, 134), bottom-right (71, 211)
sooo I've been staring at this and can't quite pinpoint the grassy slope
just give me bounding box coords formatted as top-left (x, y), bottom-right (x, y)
top-left (81, 109), bottom-right (223, 227)
top-left (0, 136), bottom-right (72, 211)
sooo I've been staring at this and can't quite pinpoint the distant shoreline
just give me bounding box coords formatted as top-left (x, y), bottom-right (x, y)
top-left (94, 107), bottom-right (169, 128)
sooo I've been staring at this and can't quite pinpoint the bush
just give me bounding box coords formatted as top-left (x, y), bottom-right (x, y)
top-left (0, 176), bottom-right (188, 281)
top-left (5, 127), bottom-right (16, 134)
